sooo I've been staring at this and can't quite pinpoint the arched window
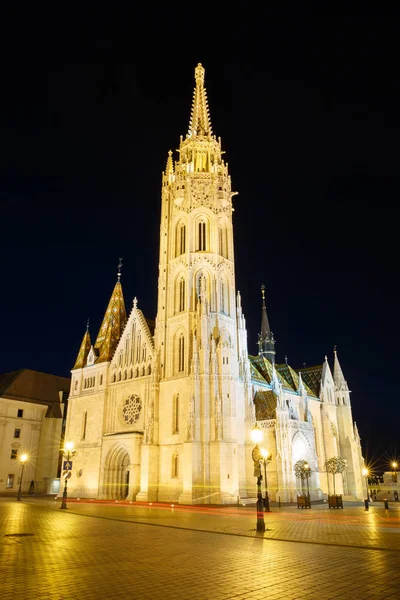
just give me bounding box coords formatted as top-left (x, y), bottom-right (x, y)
top-left (173, 394), bottom-right (179, 433)
top-left (218, 226), bottom-right (228, 258)
top-left (179, 277), bottom-right (185, 312)
top-left (220, 280), bottom-right (225, 314)
top-left (197, 220), bottom-right (206, 251)
top-left (147, 364), bottom-right (152, 375)
top-left (178, 334), bottom-right (185, 372)
top-left (176, 223), bottom-right (186, 256)
top-left (172, 452), bottom-right (179, 478)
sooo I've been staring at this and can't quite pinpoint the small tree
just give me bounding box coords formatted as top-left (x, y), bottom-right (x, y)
top-left (324, 456), bottom-right (347, 495)
top-left (294, 459), bottom-right (313, 494)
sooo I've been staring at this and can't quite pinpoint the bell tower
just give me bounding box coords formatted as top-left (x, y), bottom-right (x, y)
top-left (145, 63), bottom-right (251, 504)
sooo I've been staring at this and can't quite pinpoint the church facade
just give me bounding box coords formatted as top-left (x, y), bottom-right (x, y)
top-left (64, 64), bottom-right (365, 504)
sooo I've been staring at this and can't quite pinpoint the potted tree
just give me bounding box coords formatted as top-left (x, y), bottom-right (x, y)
top-left (294, 459), bottom-right (312, 508)
top-left (324, 456), bottom-right (347, 508)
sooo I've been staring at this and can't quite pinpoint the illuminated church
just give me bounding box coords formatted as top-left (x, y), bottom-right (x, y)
top-left (65, 64), bottom-right (365, 504)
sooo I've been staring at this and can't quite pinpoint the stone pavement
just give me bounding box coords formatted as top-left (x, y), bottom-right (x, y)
top-left (1, 497), bottom-right (400, 600)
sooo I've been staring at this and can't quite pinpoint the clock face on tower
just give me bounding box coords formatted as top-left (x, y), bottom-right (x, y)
top-left (122, 394), bottom-right (142, 425)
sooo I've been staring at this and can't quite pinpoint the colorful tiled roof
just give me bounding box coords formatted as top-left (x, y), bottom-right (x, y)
top-left (94, 281), bottom-right (127, 363)
top-left (275, 363), bottom-right (317, 398)
top-left (73, 328), bottom-right (91, 369)
top-left (297, 365), bottom-right (323, 397)
top-left (254, 390), bottom-right (277, 420)
top-left (250, 355), bottom-right (292, 390)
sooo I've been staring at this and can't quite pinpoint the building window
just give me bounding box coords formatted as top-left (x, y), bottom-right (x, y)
top-left (74, 380), bottom-right (78, 391)
top-left (172, 452), bottom-right (179, 478)
top-left (82, 411), bottom-right (87, 441)
top-left (11, 449), bottom-right (18, 460)
top-left (179, 278), bottom-right (185, 312)
top-left (197, 220), bottom-right (206, 251)
top-left (17, 409), bottom-right (23, 418)
top-left (178, 334), bottom-right (185, 372)
top-left (6, 474), bottom-right (14, 488)
top-left (220, 280), bottom-right (225, 313)
top-left (14, 429), bottom-right (21, 439)
top-left (173, 394), bottom-right (179, 434)
top-left (176, 223), bottom-right (186, 256)
top-left (218, 226), bottom-right (228, 258)
top-left (100, 374), bottom-right (103, 385)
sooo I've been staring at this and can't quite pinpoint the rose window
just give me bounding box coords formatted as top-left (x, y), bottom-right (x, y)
top-left (122, 394), bottom-right (142, 425)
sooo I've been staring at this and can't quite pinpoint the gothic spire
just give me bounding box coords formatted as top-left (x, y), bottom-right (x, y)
top-left (333, 346), bottom-right (348, 391)
top-left (257, 284), bottom-right (276, 364)
top-left (94, 263), bottom-right (127, 363)
top-left (73, 324), bottom-right (92, 369)
top-left (188, 63), bottom-right (213, 138)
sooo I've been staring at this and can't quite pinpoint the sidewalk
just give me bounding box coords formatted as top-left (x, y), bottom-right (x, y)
top-left (19, 495), bottom-right (400, 551)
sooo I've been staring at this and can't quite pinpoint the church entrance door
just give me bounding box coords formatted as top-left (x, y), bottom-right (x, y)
top-left (101, 445), bottom-right (131, 500)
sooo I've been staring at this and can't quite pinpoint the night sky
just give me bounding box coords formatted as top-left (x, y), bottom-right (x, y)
top-left (1, 9), bottom-right (398, 470)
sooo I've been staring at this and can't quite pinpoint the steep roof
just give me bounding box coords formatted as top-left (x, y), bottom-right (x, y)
top-left (297, 364), bottom-right (323, 397)
top-left (250, 355), bottom-right (293, 390)
top-left (94, 280), bottom-right (127, 363)
top-left (0, 369), bottom-right (70, 409)
top-left (254, 390), bottom-right (277, 420)
top-left (73, 327), bottom-right (92, 369)
top-left (275, 363), bottom-right (317, 398)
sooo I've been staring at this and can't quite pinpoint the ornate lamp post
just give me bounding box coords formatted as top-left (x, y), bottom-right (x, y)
top-left (17, 454), bottom-right (28, 501)
top-left (251, 424), bottom-right (265, 532)
top-left (362, 467), bottom-right (369, 510)
top-left (260, 448), bottom-right (272, 512)
top-left (60, 441), bottom-right (75, 510)
top-left (391, 461), bottom-right (398, 481)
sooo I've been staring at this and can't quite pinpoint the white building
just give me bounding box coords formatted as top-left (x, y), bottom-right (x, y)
top-left (0, 369), bottom-right (70, 495)
top-left (64, 63), bottom-right (365, 504)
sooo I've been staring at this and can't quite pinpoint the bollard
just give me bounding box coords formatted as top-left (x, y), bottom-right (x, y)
top-left (364, 499), bottom-right (369, 511)
top-left (384, 499), bottom-right (389, 509)
top-left (278, 496), bottom-right (281, 508)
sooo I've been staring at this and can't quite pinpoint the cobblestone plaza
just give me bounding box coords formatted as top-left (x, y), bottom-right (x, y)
top-left (1, 497), bottom-right (400, 599)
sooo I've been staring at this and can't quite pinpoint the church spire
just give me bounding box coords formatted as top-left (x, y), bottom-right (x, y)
top-left (333, 346), bottom-right (348, 391)
top-left (257, 284), bottom-right (276, 364)
top-left (73, 321), bottom-right (92, 369)
top-left (188, 63), bottom-right (213, 138)
top-left (94, 261), bottom-right (127, 363)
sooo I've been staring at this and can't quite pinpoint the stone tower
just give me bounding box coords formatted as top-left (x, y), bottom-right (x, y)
top-left (138, 63), bottom-right (252, 504)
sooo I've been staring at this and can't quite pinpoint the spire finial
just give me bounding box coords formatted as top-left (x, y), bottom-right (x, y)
top-left (117, 257), bottom-right (123, 282)
top-left (86, 318), bottom-right (90, 331)
top-left (195, 63), bottom-right (205, 85)
top-left (188, 63), bottom-right (212, 137)
top-left (285, 355), bottom-right (288, 365)
top-left (334, 344), bottom-right (337, 353)
top-left (261, 283), bottom-right (266, 307)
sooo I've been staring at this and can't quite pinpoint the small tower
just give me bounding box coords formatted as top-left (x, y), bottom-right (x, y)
top-left (94, 259), bottom-right (127, 363)
top-left (257, 284), bottom-right (276, 364)
top-left (73, 319), bottom-right (92, 369)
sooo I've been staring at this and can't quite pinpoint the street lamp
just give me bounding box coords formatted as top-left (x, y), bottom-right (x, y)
top-left (391, 461), bottom-right (398, 482)
top-left (260, 448), bottom-right (272, 512)
top-left (250, 424), bottom-right (265, 532)
top-left (362, 467), bottom-right (369, 510)
top-left (60, 441), bottom-right (75, 510)
top-left (304, 462), bottom-right (310, 498)
top-left (17, 453), bottom-right (28, 501)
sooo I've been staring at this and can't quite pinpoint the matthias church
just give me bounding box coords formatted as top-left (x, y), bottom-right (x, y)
top-left (65, 64), bottom-right (365, 504)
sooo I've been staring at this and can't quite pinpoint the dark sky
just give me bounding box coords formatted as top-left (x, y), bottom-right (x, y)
top-left (1, 9), bottom-right (398, 470)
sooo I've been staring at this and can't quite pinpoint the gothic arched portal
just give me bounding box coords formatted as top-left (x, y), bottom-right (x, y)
top-left (99, 445), bottom-right (131, 500)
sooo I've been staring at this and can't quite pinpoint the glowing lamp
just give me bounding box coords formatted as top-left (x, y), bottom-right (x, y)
top-left (250, 424), bottom-right (263, 444)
